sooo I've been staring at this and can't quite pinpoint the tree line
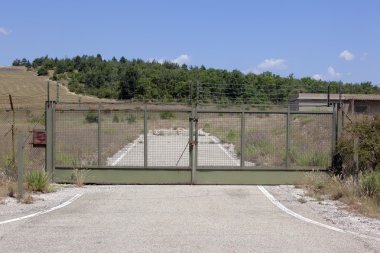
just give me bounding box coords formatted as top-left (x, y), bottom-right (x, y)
top-left (13, 55), bottom-right (380, 104)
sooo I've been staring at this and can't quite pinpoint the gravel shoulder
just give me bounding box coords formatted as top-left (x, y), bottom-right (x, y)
top-left (265, 185), bottom-right (380, 239)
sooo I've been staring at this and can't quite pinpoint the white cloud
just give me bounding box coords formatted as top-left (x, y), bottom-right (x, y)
top-left (339, 50), bottom-right (354, 61)
top-left (312, 74), bottom-right (323, 80)
top-left (172, 54), bottom-right (191, 65)
top-left (0, 27), bottom-right (10, 36)
top-left (257, 58), bottom-right (288, 70)
top-left (327, 66), bottom-right (343, 79)
top-left (148, 54), bottom-right (191, 65)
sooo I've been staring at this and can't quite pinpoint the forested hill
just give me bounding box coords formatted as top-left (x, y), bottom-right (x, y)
top-left (12, 55), bottom-right (380, 104)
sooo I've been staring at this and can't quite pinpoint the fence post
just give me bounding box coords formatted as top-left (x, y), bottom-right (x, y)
top-left (331, 104), bottom-right (337, 166)
top-left (17, 132), bottom-right (24, 199)
top-left (194, 106), bottom-right (198, 170)
top-left (286, 105), bottom-right (291, 168)
top-left (353, 138), bottom-right (359, 186)
top-left (46, 102), bottom-right (54, 181)
top-left (97, 104), bottom-right (102, 166)
top-left (189, 109), bottom-right (195, 184)
top-left (56, 82), bottom-right (60, 103)
top-left (144, 105), bottom-right (148, 168)
top-left (240, 108), bottom-right (245, 167)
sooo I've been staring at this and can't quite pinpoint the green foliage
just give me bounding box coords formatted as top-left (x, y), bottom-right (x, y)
top-left (160, 111), bottom-right (175, 119)
top-left (223, 130), bottom-right (239, 143)
top-left (25, 170), bottom-right (49, 192)
top-left (37, 66), bottom-right (48, 76)
top-left (126, 114), bottom-right (137, 123)
top-left (338, 116), bottom-right (380, 176)
top-left (13, 55), bottom-right (380, 102)
top-left (296, 151), bottom-right (329, 167)
top-left (84, 111), bottom-right (98, 123)
top-left (112, 113), bottom-right (119, 123)
top-left (360, 171), bottom-right (380, 198)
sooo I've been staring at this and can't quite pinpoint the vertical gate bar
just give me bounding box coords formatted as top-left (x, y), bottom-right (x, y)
top-left (194, 107), bottom-right (198, 170)
top-left (17, 132), bottom-right (24, 199)
top-left (97, 104), bottom-right (102, 166)
top-left (189, 110), bottom-right (194, 184)
top-left (240, 109), bottom-right (245, 167)
top-left (286, 105), bottom-right (291, 168)
top-left (144, 105), bottom-right (148, 167)
top-left (331, 104), bottom-right (337, 166)
top-left (52, 102), bottom-right (56, 180)
top-left (46, 103), bottom-right (53, 181)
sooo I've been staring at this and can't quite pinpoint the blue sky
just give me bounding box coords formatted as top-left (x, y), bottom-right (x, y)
top-left (1, 0), bottom-right (379, 84)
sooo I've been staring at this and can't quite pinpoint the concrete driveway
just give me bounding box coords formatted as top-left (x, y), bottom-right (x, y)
top-left (0, 185), bottom-right (378, 253)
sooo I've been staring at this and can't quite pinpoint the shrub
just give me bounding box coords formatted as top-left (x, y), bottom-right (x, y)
top-left (360, 171), bottom-right (380, 198)
top-left (37, 66), bottom-right (48, 76)
top-left (84, 111), bottom-right (98, 123)
top-left (160, 111), bottom-right (175, 119)
top-left (25, 170), bottom-right (49, 192)
top-left (112, 113), bottom-right (119, 123)
top-left (338, 116), bottom-right (380, 176)
top-left (126, 114), bottom-right (137, 123)
top-left (296, 151), bottom-right (329, 167)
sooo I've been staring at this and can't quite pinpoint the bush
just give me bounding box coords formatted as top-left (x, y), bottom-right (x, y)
top-left (37, 66), bottom-right (48, 76)
top-left (338, 116), bottom-right (380, 176)
top-left (112, 113), bottom-right (119, 123)
top-left (126, 114), bottom-right (137, 123)
top-left (360, 171), bottom-right (380, 198)
top-left (84, 111), bottom-right (98, 123)
top-left (25, 170), bottom-right (49, 192)
top-left (159, 111), bottom-right (175, 119)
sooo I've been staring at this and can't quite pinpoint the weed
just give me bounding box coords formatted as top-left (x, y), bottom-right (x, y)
top-left (159, 111), bottom-right (175, 119)
top-left (296, 151), bottom-right (328, 167)
top-left (84, 111), bottom-right (98, 123)
top-left (71, 168), bottom-right (88, 187)
top-left (112, 113), bottom-right (119, 123)
top-left (360, 171), bottom-right (380, 198)
top-left (126, 114), bottom-right (137, 123)
top-left (25, 170), bottom-right (49, 192)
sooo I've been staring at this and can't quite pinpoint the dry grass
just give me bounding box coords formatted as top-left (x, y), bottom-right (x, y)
top-left (299, 172), bottom-right (380, 218)
top-left (71, 168), bottom-right (88, 187)
top-left (0, 66), bottom-right (107, 110)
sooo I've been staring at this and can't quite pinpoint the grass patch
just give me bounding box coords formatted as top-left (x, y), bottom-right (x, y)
top-left (71, 168), bottom-right (88, 187)
top-left (299, 171), bottom-right (380, 218)
top-left (296, 151), bottom-right (329, 167)
top-left (25, 170), bottom-right (49, 192)
top-left (159, 111), bottom-right (175, 120)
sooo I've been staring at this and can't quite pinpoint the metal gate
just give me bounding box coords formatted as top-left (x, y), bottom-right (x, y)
top-left (46, 102), bottom-right (339, 184)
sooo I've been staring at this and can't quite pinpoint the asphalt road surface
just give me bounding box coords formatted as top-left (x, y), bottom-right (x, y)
top-left (1, 185), bottom-right (379, 253)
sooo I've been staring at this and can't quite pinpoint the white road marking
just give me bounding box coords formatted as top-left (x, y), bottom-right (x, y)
top-left (209, 135), bottom-right (240, 166)
top-left (0, 193), bottom-right (83, 225)
top-left (111, 135), bottom-right (143, 166)
top-left (258, 186), bottom-right (380, 242)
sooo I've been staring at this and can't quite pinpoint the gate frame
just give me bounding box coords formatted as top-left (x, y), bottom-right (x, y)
top-left (47, 102), bottom-right (340, 185)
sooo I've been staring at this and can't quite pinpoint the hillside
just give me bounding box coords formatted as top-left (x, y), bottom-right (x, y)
top-left (0, 66), bottom-right (109, 110)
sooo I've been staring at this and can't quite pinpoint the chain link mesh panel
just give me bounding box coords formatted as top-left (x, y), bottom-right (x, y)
top-left (103, 111), bottom-right (144, 166)
top-left (244, 113), bottom-right (287, 167)
top-left (197, 112), bottom-right (241, 167)
top-left (147, 111), bottom-right (190, 167)
top-left (290, 113), bottom-right (333, 169)
top-left (55, 110), bottom-right (98, 167)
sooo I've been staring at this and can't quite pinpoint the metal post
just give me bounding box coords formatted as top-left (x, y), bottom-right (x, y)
top-left (189, 110), bottom-right (194, 184)
top-left (9, 94), bottom-right (15, 168)
top-left (194, 106), bottom-right (198, 170)
top-left (286, 105), bottom-right (291, 168)
top-left (97, 104), bottom-right (102, 166)
top-left (144, 105), bottom-right (148, 167)
top-left (353, 138), bottom-right (359, 186)
top-left (240, 109), bottom-right (245, 167)
top-left (47, 81), bottom-right (50, 102)
top-left (56, 82), bottom-right (60, 103)
top-left (17, 132), bottom-right (24, 199)
top-left (46, 103), bottom-right (54, 180)
top-left (331, 104), bottom-right (337, 165)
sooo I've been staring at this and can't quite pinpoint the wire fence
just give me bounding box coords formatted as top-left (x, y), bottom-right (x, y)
top-left (0, 109), bottom-right (45, 179)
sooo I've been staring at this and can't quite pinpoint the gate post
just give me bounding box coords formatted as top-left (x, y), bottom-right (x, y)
top-left (240, 108), bottom-right (245, 167)
top-left (17, 132), bottom-right (24, 199)
top-left (189, 109), bottom-right (195, 184)
top-left (144, 105), bottom-right (148, 168)
top-left (97, 104), bottom-right (102, 166)
top-left (46, 101), bottom-right (54, 181)
top-left (285, 105), bottom-right (291, 168)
